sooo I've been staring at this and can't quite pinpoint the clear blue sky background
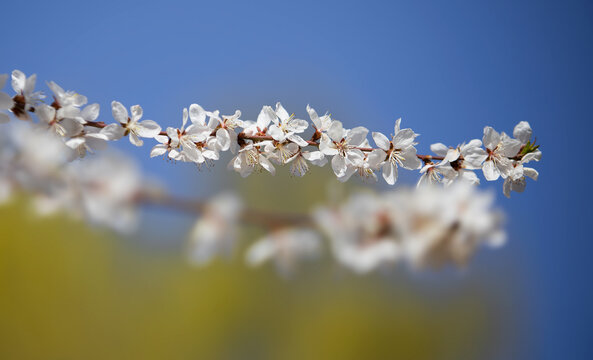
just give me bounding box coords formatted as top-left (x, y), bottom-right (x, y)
top-left (2, 0), bottom-right (592, 358)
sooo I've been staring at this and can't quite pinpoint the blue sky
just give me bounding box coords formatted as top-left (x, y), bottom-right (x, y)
top-left (2, 0), bottom-right (592, 358)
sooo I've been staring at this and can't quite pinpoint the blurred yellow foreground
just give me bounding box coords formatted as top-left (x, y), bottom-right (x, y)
top-left (0, 198), bottom-right (505, 360)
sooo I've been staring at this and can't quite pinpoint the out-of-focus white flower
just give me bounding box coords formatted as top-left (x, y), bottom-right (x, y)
top-left (10, 70), bottom-right (44, 120)
top-left (68, 152), bottom-right (142, 232)
top-left (187, 193), bottom-right (243, 266)
top-left (396, 183), bottom-right (506, 268)
top-left (371, 118), bottom-right (422, 185)
top-left (482, 126), bottom-right (521, 181)
top-left (0, 74), bottom-right (14, 124)
top-left (314, 193), bottom-right (402, 273)
top-left (314, 183), bottom-right (505, 272)
top-left (245, 228), bottom-right (321, 274)
top-left (320, 120), bottom-right (369, 178)
top-left (111, 101), bottom-right (161, 146)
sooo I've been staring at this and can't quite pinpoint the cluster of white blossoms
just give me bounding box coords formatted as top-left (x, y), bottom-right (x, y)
top-left (186, 183), bottom-right (505, 274)
top-left (1, 70), bottom-right (541, 198)
top-left (0, 69), bottom-right (541, 274)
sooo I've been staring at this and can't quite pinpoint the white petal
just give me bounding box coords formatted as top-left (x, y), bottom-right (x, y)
top-left (459, 169), bottom-right (480, 185)
top-left (382, 161), bottom-right (397, 185)
top-left (131, 105), bottom-right (143, 122)
top-left (287, 119), bottom-right (308, 133)
top-left (268, 125), bottom-right (285, 141)
top-left (443, 148), bottom-right (460, 163)
top-left (513, 121), bottom-right (532, 144)
top-left (259, 155), bottom-right (276, 175)
top-left (81, 103), bottom-right (100, 122)
top-left (367, 149), bottom-right (386, 168)
top-left (430, 143), bottom-right (449, 157)
top-left (501, 136), bottom-right (522, 157)
top-left (302, 151), bottom-right (327, 166)
top-left (129, 132), bottom-right (143, 146)
top-left (337, 165), bottom-right (357, 182)
top-left (11, 70), bottom-right (25, 93)
top-left (483, 126), bottom-right (500, 150)
top-left (111, 101), bottom-right (129, 124)
top-left (503, 178), bottom-right (512, 198)
top-left (306, 104), bottom-right (320, 128)
top-left (36, 104), bottom-right (56, 124)
top-left (331, 155), bottom-right (347, 177)
top-left (135, 120), bottom-right (162, 138)
top-left (189, 103), bottom-right (207, 125)
top-left (392, 128), bottom-right (416, 148)
top-left (0, 113), bottom-right (9, 123)
top-left (372, 132), bottom-right (391, 151)
top-left (275, 102), bottom-right (290, 122)
top-left (400, 147), bottom-right (422, 170)
top-left (212, 129), bottom-right (229, 151)
top-left (319, 134), bottom-right (338, 156)
top-left (482, 160), bottom-right (500, 181)
top-left (524, 167), bottom-right (539, 181)
top-left (65, 137), bottom-right (85, 149)
top-left (257, 106), bottom-right (275, 129)
top-left (522, 151), bottom-right (542, 163)
top-left (150, 144), bottom-right (168, 157)
top-left (287, 133), bottom-right (308, 147)
top-left (327, 121), bottom-right (345, 142)
top-left (346, 126), bottom-right (368, 146)
top-left (100, 123), bottom-right (125, 140)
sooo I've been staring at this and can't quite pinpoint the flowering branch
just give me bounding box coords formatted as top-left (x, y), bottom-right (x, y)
top-left (0, 69), bottom-right (544, 274)
top-left (1, 70), bottom-right (541, 198)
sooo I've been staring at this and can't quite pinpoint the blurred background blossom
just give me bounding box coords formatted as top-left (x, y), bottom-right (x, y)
top-left (0, 0), bottom-right (591, 359)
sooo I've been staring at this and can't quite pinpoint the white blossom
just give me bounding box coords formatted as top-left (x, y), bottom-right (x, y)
top-left (371, 118), bottom-right (422, 185)
top-left (111, 101), bottom-right (161, 146)
top-left (320, 120), bottom-right (369, 178)
top-left (245, 228), bottom-right (321, 274)
top-left (267, 102), bottom-right (309, 146)
top-left (10, 70), bottom-right (44, 120)
top-left (482, 126), bottom-right (521, 181)
top-left (187, 193), bottom-right (243, 266)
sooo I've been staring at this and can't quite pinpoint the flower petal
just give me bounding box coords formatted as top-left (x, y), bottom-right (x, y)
top-left (482, 126), bottom-right (500, 150)
top-left (430, 143), bottom-right (449, 157)
top-left (111, 101), bottom-right (129, 124)
top-left (331, 154), bottom-right (347, 177)
top-left (513, 121), bottom-right (532, 144)
top-left (136, 120), bottom-right (162, 138)
top-left (482, 160), bottom-right (500, 181)
top-left (189, 103), bottom-right (207, 125)
top-left (372, 132), bottom-right (391, 151)
top-left (382, 161), bottom-right (398, 185)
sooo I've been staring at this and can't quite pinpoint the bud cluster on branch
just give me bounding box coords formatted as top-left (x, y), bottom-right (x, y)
top-left (1, 70), bottom-right (541, 198)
